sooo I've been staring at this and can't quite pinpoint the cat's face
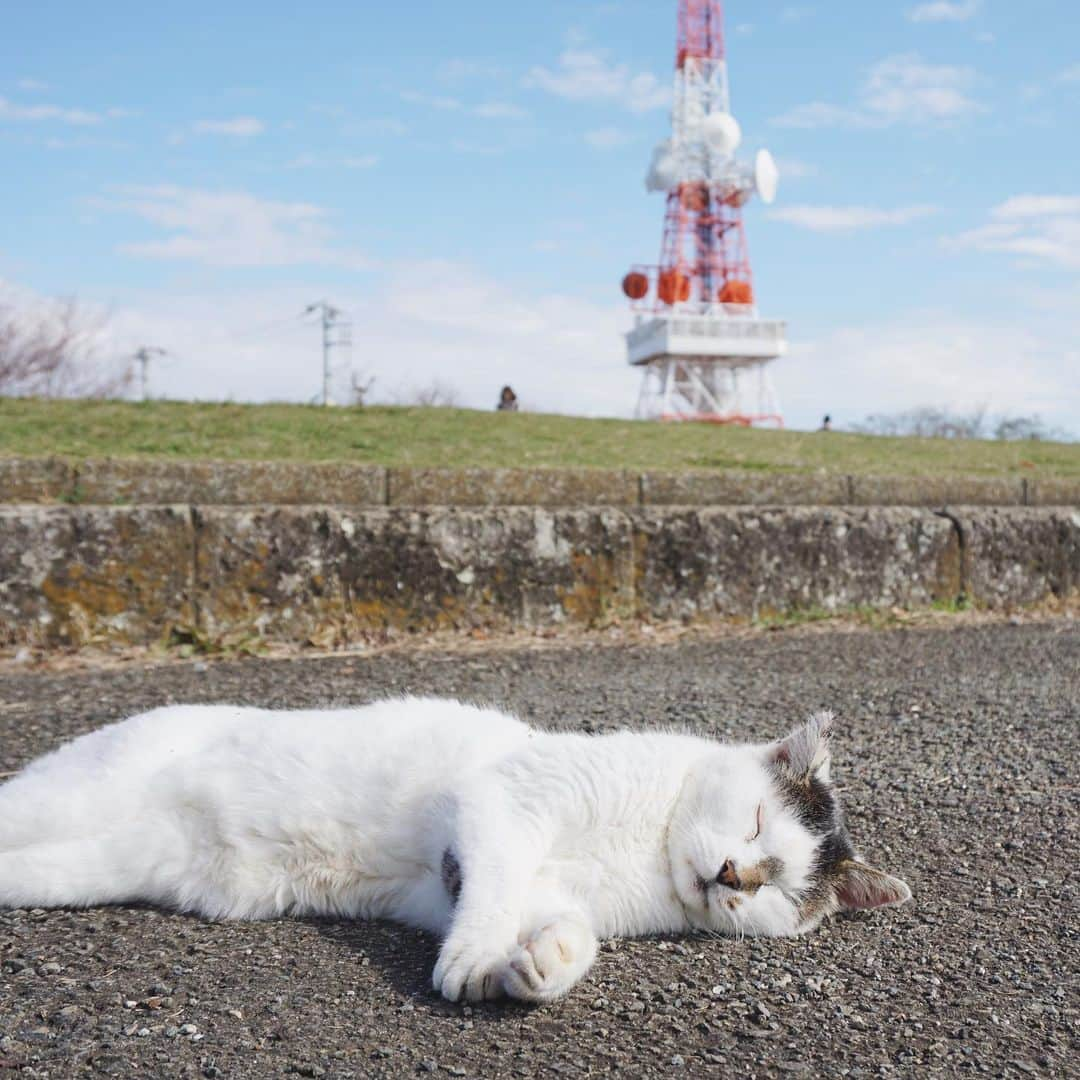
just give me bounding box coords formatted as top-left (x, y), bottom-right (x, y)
top-left (667, 712), bottom-right (911, 937)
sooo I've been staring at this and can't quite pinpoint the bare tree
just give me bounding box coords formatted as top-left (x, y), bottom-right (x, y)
top-left (992, 414), bottom-right (1070, 442)
top-left (397, 379), bottom-right (461, 408)
top-left (851, 406), bottom-right (988, 439)
top-left (349, 370), bottom-right (376, 407)
top-left (0, 298), bottom-right (130, 398)
top-left (850, 406), bottom-right (1072, 442)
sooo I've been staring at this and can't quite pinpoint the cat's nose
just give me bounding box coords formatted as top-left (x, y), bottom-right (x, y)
top-left (716, 859), bottom-right (741, 890)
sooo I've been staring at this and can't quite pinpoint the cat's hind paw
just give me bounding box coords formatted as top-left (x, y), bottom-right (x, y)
top-left (502, 919), bottom-right (598, 1004)
top-left (433, 941), bottom-right (508, 1003)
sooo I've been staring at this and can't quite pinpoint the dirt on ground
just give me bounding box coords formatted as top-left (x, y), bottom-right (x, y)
top-left (0, 622), bottom-right (1076, 1078)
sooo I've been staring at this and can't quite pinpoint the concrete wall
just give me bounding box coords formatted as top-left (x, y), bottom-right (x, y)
top-left (3, 457), bottom-right (1077, 509)
top-left (2, 505), bottom-right (1076, 648)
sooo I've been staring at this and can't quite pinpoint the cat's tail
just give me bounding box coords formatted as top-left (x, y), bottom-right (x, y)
top-left (0, 828), bottom-right (173, 910)
top-left (0, 770), bottom-right (104, 852)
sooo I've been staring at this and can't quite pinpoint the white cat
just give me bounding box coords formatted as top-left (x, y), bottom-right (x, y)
top-left (0, 698), bottom-right (910, 1003)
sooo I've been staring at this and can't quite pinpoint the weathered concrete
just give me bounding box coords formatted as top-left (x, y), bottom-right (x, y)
top-left (3, 456), bottom-right (1077, 508)
top-left (847, 474), bottom-right (1027, 507)
top-left (956, 506), bottom-right (1080, 608)
top-left (3, 505), bottom-right (1077, 647)
top-left (639, 470), bottom-right (849, 506)
top-left (0, 506), bottom-right (195, 647)
top-left (387, 467), bottom-right (637, 507)
top-left (0, 456), bottom-right (74, 503)
top-left (74, 457), bottom-right (387, 506)
top-left (631, 507), bottom-right (961, 620)
top-left (1027, 476), bottom-right (1080, 507)
top-left (193, 506), bottom-right (634, 642)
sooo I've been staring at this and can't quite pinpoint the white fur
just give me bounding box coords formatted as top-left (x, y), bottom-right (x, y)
top-left (0, 697), bottom-right (901, 1003)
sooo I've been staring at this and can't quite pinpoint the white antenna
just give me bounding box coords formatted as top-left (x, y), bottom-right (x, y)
top-left (303, 302), bottom-right (352, 406)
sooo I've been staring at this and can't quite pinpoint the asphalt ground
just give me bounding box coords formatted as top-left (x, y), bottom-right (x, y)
top-left (0, 622), bottom-right (1076, 1079)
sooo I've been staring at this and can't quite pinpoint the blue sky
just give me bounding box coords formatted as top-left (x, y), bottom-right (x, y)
top-left (2, 0), bottom-right (1078, 432)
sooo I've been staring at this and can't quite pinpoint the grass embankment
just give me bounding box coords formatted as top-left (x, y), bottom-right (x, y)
top-left (2, 397), bottom-right (1077, 477)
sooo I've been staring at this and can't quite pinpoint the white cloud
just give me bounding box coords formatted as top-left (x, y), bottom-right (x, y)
top-left (104, 186), bottom-right (373, 270)
top-left (68, 264), bottom-right (635, 414)
top-left (192, 116), bottom-right (265, 137)
top-left (1060, 64), bottom-right (1080, 83)
top-left (779, 315), bottom-right (1079, 434)
top-left (285, 153), bottom-right (380, 171)
top-left (992, 196), bottom-right (1080, 219)
top-left (344, 154), bottom-right (381, 170)
top-left (437, 59), bottom-right (507, 82)
top-left (768, 204), bottom-right (939, 231)
top-left (525, 49), bottom-right (671, 112)
top-left (16, 79), bottom-right (49, 92)
top-left (947, 195), bottom-right (1080, 270)
top-left (907, 1), bottom-right (981, 23)
top-left (862, 54), bottom-right (979, 121)
top-left (584, 126), bottom-right (632, 149)
top-left (772, 53), bottom-right (980, 128)
top-left (399, 91), bottom-right (527, 119)
top-left (0, 96), bottom-right (102, 125)
top-left (780, 6), bottom-right (815, 22)
top-left (471, 101), bottom-right (528, 119)
top-left (9, 267), bottom-right (1076, 432)
top-left (772, 156), bottom-right (818, 180)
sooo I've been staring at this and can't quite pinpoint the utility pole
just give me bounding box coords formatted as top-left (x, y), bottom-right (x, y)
top-left (132, 346), bottom-right (167, 402)
top-left (304, 302), bottom-right (353, 406)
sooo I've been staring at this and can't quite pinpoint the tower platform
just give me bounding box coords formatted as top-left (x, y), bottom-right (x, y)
top-left (626, 310), bottom-right (787, 366)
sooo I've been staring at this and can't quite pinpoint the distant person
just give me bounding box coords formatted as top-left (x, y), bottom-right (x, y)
top-left (497, 386), bottom-right (519, 412)
top-left (820, 414), bottom-right (833, 432)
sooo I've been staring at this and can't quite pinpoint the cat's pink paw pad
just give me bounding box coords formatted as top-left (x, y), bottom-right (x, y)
top-left (502, 920), bottom-right (597, 1004)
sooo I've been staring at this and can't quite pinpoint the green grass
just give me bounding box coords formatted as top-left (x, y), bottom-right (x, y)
top-left (2, 397), bottom-right (1078, 477)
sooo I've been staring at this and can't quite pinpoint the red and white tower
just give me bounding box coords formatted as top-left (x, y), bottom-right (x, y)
top-left (623, 0), bottom-right (787, 425)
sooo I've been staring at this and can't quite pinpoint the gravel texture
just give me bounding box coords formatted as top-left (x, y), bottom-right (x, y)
top-left (0, 623), bottom-right (1076, 1078)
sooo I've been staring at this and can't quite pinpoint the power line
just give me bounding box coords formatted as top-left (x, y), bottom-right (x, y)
top-left (303, 301), bottom-right (352, 406)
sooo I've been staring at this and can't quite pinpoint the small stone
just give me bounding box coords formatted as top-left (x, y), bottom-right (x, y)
top-left (671, 1055), bottom-right (685, 1067)
top-left (38, 962), bottom-right (62, 975)
top-left (179, 1023), bottom-right (198, 1036)
top-left (420, 1063), bottom-right (437, 1074)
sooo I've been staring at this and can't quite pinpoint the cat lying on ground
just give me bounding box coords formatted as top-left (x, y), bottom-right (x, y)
top-left (0, 698), bottom-right (910, 1003)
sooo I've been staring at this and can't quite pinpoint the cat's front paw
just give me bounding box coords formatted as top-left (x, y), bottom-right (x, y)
top-left (502, 919), bottom-right (598, 1004)
top-left (433, 940), bottom-right (509, 1003)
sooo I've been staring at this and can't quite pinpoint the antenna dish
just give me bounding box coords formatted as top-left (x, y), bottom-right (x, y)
top-left (754, 149), bottom-right (780, 205)
top-left (703, 112), bottom-right (742, 156)
top-left (645, 140), bottom-right (679, 192)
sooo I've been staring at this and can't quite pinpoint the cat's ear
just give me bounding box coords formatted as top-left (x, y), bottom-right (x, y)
top-left (764, 710), bottom-right (834, 782)
top-left (832, 859), bottom-right (912, 910)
